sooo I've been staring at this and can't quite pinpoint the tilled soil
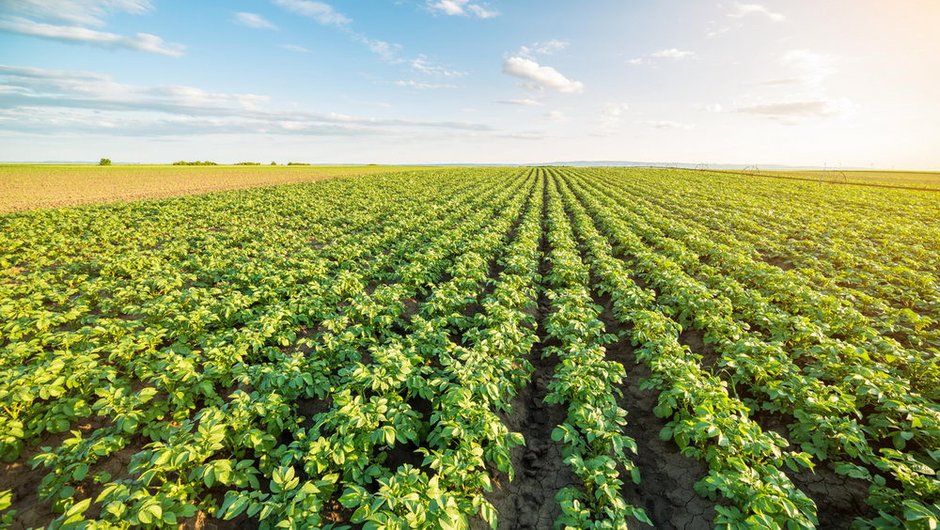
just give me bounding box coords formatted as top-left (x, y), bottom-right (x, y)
top-left (597, 295), bottom-right (716, 530)
top-left (481, 331), bottom-right (576, 530)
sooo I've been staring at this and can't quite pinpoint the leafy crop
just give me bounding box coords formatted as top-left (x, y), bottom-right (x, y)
top-left (1, 166), bottom-right (937, 529)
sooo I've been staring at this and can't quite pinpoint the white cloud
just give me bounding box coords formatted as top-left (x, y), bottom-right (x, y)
top-left (546, 110), bottom-right (565, 121)
top-left (599, 102), bottom-right (630, 129)
top-left (642, 120), bottom-right (694, 130)
top-left (502, 56), bottom-right (584, 94)
top-left (1, 0), bottom-right (152, 27)
top-left (630, 48), bottom-right (695, 65)
top-left (411, 56), bottom-right (466, 77)
top-left (234, 12), bottom-right (278, 30)
top-left (0, 64), bottom-right (491, 135)
top-left (393, 80), bottom-right (457, 90)
top-left (272, 0), bottom-right (403, 63)
top-left (735, 98), bottom-right (852, 120)
top-left (279, 43), bottom-right (310, 53)
top-left (651, 48), bottom-right (695, 60)
top-left (519, 39), bottom-right (569, 57)
top-left (271, 0), bottom-right (350, 26)
top-left (427, 0), bottom-right (499, 19)
top-left (498, 98), bottom-right (542, 106)
top-left (706, 24), bottom-right (734, 38)
top-left (705, 103), bottom-right (723, 113)
top-left (364, 38), bottom-right (398, 61)
top-left (728, 3), bottom-right (785, 22)
top-left (0, 17), bottom-right (185, 56)
top-left (602, 102), bottom-right (630, 118)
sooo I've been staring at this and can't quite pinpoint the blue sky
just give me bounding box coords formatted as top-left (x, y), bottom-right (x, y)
top-left (1, 0), bottom-right (939, 168)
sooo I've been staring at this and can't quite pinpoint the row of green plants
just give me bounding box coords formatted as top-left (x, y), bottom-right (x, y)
top-left (2, 166), bottom-right (937, 529)
top-left (566, 168), bottom-right (940, 527)
top-left (0, 169), bottom-right (532, 527)
top-left (551, 168), bottom-right (820, 528)
top-left (614, 168), bottom-right (939, 353)
top-left (561, 168), bottom-right (939, 528)
top-left (541, 172), bottom-right (649, 528)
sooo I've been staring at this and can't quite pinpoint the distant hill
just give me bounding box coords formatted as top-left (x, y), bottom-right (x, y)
top-left (533, 161), bottom-right (864, 170)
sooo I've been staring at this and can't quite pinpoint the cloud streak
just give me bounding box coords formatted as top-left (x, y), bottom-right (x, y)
top-left (393, 80), bottom-right (457, 90)
top-left (0, 16), bottom-right (186, 56)
top-left (270, 0), bottom-right (350, 26)
top-left (427, 1), bottom-right (499, 19)
top-left (233, 12), bottom-right (278, 30)
top-left (498, 98), bottom-right (542, 106)
top-left (736, 99), bottom-right (851, 120)
top-left (728, 3), bottom-right (785, 22)
top-left (651, 48), bottom-right (695, 60)
top-left (0, 65), bottom-right (492, 136)
top-left (630, 48), bottom-right (695, 65)
top-left (1, 0), bottom-right (153, 27)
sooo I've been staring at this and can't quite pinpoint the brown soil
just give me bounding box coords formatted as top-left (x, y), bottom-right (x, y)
top-left (786, 461), bottom-right (876, 529)
top-left (596, 296), bottom-right (716, 530)
top-left (678, 327), bottom-right (720, 372)
top-left (481, 330), bottom-right (575, 530)
top-left (478, 178), bottom-right (576, 530)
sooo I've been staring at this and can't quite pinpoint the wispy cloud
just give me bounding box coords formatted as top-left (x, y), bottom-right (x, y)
top-left (234, 12), bottom-right (278, 30)
top-left (0, 17), bottom-right (185, 56)
top-left (0, 1), bottom-right (183, 57)
top-left (393, 80), bottom-right (457, 90)
top-left (519, 39), bottom-right (569, 57)
top-left (411, 55), bottom-right (466, 77)
top-left (630, 48), bottom-right (695, 65)
top-left (1, 0), bottom-right (153, 27)
top-left (353, 35), bottom-right (401, 62)
top-left (0, 64), bottom-right (492, 136)
top-left (271, 0), bottom-right (350, 26)
top-left (595, 102), bottom-right (630, 133)
top-left (502, 56), bottom-right (584, 94)
top-left (651, 48), bottom-right (695, 60)
top-left (269, 0), bottom-right (405, 63)
top-left (498, 98), bottom-right (542, 106)
top-left (427, 0), bottom-right (499, 19)
top-left (735, 99), bottom-right (852, 121)
top-left (602, 102), bottom-right (630, 120)
top-left (727, 3), bottom-right (785, 22)
top-left (546, 110), bottom-right (565, 121)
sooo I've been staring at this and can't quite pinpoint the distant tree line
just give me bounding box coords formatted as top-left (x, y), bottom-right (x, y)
top-left (172, 161), bottom-right (218, 166)
top-left (234, 162), bottom-right (261, 165)
top-left (287, 162), bottom-right (311, 166)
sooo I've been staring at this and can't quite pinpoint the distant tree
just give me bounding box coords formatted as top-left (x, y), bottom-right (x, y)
top-left (270, 161), bottom-right (277, 166)
top-left (287, 162), bottom-right (311, 166)
top-left (99, 158), bottom-right (112, 166)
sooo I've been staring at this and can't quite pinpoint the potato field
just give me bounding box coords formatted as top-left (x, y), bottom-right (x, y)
top-left (1, 167), bottom-right (938, 530)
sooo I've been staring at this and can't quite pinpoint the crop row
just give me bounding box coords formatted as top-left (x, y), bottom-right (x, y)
top-left (1, 166), bottom-right (938, 529)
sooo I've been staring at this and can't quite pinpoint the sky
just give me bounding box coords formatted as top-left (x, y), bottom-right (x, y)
top-left (1, 0), bottom-right (939, 168)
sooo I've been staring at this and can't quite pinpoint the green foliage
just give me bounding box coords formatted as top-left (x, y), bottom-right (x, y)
top-left (0, 166), bottom-right (937, 529)
top-left (98, 158), bottom-right (112, 166)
